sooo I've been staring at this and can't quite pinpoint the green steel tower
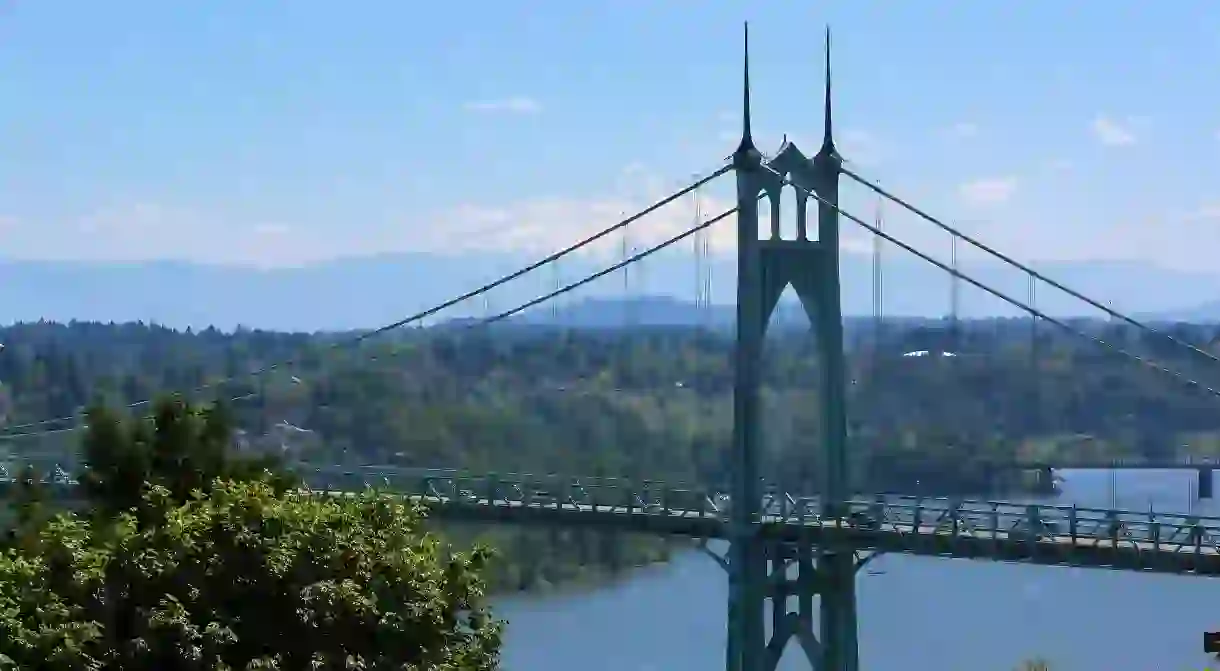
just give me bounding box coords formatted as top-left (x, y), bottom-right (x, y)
top-left (725, 25), bottom-right (860, 671)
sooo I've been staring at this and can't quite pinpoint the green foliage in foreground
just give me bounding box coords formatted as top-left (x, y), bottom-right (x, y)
top-left (0, 397), bottom-right (502, 669)
top-left (0, 481), bottom-right (502, 670)
top-left (80, 399), bottom-right (296, 517)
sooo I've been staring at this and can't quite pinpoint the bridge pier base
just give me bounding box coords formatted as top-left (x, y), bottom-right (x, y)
top-left (816, 549), bottom-right (859, 671)
top-left (717, 540), bottom-right (867, 671)
top-left (1200, 468), bottom-right (1214, 500)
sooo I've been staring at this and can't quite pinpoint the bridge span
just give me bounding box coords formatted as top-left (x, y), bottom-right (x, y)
top-left (371, 471), bottom-right (1220, 577)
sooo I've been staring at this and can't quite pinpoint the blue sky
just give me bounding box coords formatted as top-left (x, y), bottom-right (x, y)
top-left (3, 1), bottom-right (1220, 270)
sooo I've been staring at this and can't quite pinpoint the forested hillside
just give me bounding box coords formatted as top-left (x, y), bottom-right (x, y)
top-left (2, 317), bottom-right (1220, 588)
top-left (3, 317), bottom-right (1220, 488)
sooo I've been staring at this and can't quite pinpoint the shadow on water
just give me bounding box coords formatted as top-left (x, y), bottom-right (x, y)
top-left (495, 470), bottom-right (1220, 671)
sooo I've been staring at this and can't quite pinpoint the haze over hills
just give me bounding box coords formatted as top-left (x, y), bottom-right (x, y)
top-left (2, 251), bottom-right (1219, 331)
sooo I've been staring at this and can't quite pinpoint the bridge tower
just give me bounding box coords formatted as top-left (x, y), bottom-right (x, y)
top-left (726, 25), bottom-right (861, 671)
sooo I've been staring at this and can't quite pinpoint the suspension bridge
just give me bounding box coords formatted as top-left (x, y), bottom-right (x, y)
top-left (5, 24), bottom-right (1220, 671)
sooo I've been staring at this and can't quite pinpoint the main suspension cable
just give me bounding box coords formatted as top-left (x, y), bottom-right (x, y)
top-left (842, 167), bottom-right (1220, 370)
top-left (0, 203), bottom-right (742, 443)
top-left (0, 164), bottom-right (733, 437)
top-left (761, 164), bottom-right (1220, 400)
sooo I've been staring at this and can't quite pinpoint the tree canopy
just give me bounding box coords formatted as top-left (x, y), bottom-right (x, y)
top-left (0, 481), bottom-right (501, 670)
top-left (0, 397), bottom-right (503, 670)
top-left (79, 398), bottom-right (293, 517)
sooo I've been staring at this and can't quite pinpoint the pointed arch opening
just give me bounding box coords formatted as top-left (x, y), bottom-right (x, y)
top-left (802, 183), bottom-right (821, 244)
top-left (759, 282), bottom-right (823, 493)
top-left (778, 183), bottom-right (803, 241)
top-left (758, 190), bottom-right (777, 241)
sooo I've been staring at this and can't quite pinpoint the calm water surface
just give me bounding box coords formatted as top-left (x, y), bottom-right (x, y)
top-left (494, 470), bottom-right (1220, 671)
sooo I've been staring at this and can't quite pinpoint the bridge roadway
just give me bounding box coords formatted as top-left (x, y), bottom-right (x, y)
top-left (329, 472), bottom-right (1220, 577)
top-left (13, 464), bottom-right (1220, 575)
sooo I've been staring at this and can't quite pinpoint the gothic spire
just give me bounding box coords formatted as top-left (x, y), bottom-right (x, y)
top-left (734, 22), bottom-right (756, 157)
top-left (820, 25), bottom-right (836, 156)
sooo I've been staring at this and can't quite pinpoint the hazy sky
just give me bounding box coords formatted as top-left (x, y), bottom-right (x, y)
top-left (3, 1), bottom-right (1220, 269)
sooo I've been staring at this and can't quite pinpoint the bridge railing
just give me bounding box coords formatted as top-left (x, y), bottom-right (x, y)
top-left (860, 496), bottom-right (1220, 552)
top-left (405, 473), bottom-right (829, 519)
top-left (291, 469), bottom-right (1220, 558)
top-left (411, 472), bottom-right (728, 518)
top-left (379, 473), bottom-right (1220, 550)
top-left (17, 465), bottom-right (1220, 556)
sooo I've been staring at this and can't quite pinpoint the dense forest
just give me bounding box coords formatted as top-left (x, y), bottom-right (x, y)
top-left (2, 316), bottom-right (1220, 589)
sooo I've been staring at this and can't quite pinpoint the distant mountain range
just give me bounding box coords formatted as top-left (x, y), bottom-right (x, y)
top-left (2, 251), bottom-right (1219, 331)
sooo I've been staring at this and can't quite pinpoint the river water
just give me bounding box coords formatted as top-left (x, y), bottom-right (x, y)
top-left (493, 470), bottom-right (1220, 671)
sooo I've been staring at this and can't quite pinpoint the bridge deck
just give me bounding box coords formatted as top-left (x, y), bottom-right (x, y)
top-left (21, 466), bottom-right (1220, 575)
top-left (404, 496), bottom-right (1220, 575)
top-left (327, 471), bottom-right (1220, 577)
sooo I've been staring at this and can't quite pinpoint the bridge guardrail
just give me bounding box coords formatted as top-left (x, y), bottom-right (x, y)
top-left (362, 472), bottom-right (1220, 557)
